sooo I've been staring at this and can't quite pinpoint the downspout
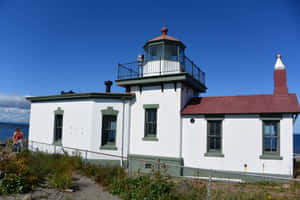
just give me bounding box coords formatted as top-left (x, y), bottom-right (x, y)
top-left (293, 113), bottom-right (298, 125)
top-left (121, 98), bottom-right (126, 167)
top-left (127, 99), bottom-right (132, 168)
top-left (179, 115), bottom-right (183, 158)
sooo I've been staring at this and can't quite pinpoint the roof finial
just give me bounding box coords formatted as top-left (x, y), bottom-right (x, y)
top-left (274, 53), bottom-right (285, 70)
top-left (161, 26), bottom-right (168, 35)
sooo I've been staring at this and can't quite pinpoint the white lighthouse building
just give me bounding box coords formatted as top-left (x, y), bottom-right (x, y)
top-left (27, 27), bottom-right (300, 179)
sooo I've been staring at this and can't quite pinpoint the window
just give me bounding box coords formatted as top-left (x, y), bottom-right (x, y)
top-left (101, 115), bottom-right (117, 146)
top-left (145, 108), bottom-right (157, 137)
top-left (164, 45), bottom-right (178, 61)
top-left (143, 104), bottom-right (159, 141)
top-left (205, 118), bottom-right (224, 157)
top-left (149, 45), bottom-right (162, 60)
top-left (260, 120), bottom-right (282, 160)
top-left (100, 107), bottom-right (118, 150)
top-left (263, 121), bottom-right (279, 153)
top-left (207, 120), bottom-right (222, 152)
top-left (54, 114), bottom-right (63, 145)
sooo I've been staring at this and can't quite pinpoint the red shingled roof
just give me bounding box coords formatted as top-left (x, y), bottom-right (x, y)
top-left (181, 93), bottom-right (300, 115)
top-left (147, 27), bottom-right (181, 43)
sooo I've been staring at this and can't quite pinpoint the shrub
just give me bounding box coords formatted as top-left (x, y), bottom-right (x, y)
top-left (0, 174), bottom-right (30, 194)
top-left (50, 172), bottom-right (72, 190)
top-left (108, 170), bottom-right (176, 200)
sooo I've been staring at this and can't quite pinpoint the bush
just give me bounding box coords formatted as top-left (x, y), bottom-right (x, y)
top-left (50, 172), bottom-right (72, 190)
top-left (0, 174), bottom-right (30, 194)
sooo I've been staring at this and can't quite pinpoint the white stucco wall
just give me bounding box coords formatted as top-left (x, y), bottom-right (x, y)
top-left (29, 100), bottom-right (94, 149)
top-left (181, 84), bottom-right (198, 110)
top-left (29, 98), bottom-right (130, 162)
top-left (129, 83), bottom-right (182, 158)
top-left (182, 114), bottom-right (294, 176)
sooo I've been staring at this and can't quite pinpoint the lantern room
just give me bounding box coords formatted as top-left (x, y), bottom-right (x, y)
top-left (144, 27), bottom-right (185, 63)
top-left (116, 27), bottom-right (206, 93)
top-left (143, 27), bottom-right (186, 76)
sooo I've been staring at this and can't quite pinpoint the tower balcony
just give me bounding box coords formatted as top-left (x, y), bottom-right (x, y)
top-left (117, 56), bottom-right (206, 88)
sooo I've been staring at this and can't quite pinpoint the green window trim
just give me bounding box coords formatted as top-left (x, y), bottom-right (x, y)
top-left (260, 154), bottom-right (283, 160)
top-left (204, 152), bottom-right (224, 157)
top-left (101, 107), bottom-right (118, 148)
top-left (142, 136), bottom-right (159, 141)
top-left (53, 140), bottom-right (62, 146)
top-left (205, 119), bottom-right (224, 157)
top-left (54, 107), bottom-right (64, 115)
top-left (144, 105), bottom-right (158, 139)
top-left (143, 104), bottom-right (159, 109)
top-left (100, 144), bottom-right (118, 150)
top-left (101, 107), bottom-right (119, 116)
top-left (260, 119), bottom-right (281, 160)
top-left (53, 108), bottom-right (64, 146)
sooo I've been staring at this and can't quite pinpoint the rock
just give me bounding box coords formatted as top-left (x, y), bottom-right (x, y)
top-left (22, 194), bottom-right (32, 200)
top-left (7, 152), bottom-right (17, 160)
top-left (64, 189), bottom-right (74, 192)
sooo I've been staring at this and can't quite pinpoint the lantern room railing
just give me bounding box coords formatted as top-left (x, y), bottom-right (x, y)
top-left (117, 56), bottom-right (206, 86)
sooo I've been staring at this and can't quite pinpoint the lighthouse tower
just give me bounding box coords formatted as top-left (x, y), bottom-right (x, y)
top-left (116, 27), bottom-right (206, 175)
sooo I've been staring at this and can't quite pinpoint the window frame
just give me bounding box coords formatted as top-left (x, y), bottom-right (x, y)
top-left (204, 116), bottom-right (224, 157)
top-left (143, 104), bottom-right (159, 141)
top-left (53, 107), bottom-right (64, 146)
top-left (260, 115), bottom-right (282, 160)
top-left (100, 107), bottom-right (118, 150)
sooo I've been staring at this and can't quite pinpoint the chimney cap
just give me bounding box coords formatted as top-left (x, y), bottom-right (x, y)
top-left (104, 80), bottom-right (113, 85)
top-left (274, 53), bottom-right (285, 70)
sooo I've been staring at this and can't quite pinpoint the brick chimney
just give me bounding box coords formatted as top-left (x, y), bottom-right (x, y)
top-left (104, 80), bottom-right (113, 93)
top-left (274, 54), bottom-right (288, 96)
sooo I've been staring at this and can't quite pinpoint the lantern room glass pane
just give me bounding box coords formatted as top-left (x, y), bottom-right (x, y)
top-left (149, 45), bottom-right (162, 61)
top-left (179, 47), bottom-right (184, 63)
top-left (165, 45), bottom-right (178, 61)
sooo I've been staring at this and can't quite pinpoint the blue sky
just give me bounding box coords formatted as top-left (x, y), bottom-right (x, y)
top-left (0, 0), bottom-right (300, 131)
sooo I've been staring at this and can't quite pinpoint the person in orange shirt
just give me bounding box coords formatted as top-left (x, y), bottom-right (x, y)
top-left (13, 128), bottom-right (24, 152)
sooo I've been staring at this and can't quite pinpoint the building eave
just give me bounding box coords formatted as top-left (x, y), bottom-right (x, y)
top-left (115, 72), bottom-right (207, 92)
top-left (26, 92), bottom-right (135, 102)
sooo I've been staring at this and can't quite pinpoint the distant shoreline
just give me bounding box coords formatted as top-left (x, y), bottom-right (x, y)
top-left (0, 122), bottom-right (29, 126)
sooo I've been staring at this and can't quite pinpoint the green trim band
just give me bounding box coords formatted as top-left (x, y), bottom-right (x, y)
top-left (183, 168), bottom-right (291, 183)
top-left (204, 152), bottom-right (224, 157)
top-left (128, 154), bottom-right (184, 176)
top-left (26, 92), bottom-right (135, 102)
top-left (128, 154), bottom-right (183, 162)
top-left (142, 136), bottom-right (159, 141)
top-left (260, 114), bottom-right (282, 121)
top-left (100, 145), bottom-right (118, 150)
top-left (101, 107), bottom-right (119, 116)
top-left (205, 117), bottom-right (224, 121)
top-left (260, 154), bottom-right (283, 160)
top-left (87, 159), bottom-right (121, 166)
top-left (143, 104), bottom-right (159, 109)
top-left (116, 73), bottom-right (206, 92)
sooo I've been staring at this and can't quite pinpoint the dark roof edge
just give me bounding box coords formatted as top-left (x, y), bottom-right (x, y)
top-left (181, 111), bottom-right (300, 115)
top-left (26, 92), bottom-right (135, 102)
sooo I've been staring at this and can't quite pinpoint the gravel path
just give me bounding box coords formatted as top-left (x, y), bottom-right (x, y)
top-left (0, 173), bottom-right (121, 200)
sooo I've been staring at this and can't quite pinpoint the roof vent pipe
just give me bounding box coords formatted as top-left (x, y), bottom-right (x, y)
top-left (104, 80), bottom-right (113, 93)
top-left (137, 54), bottom-right (144, 77)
